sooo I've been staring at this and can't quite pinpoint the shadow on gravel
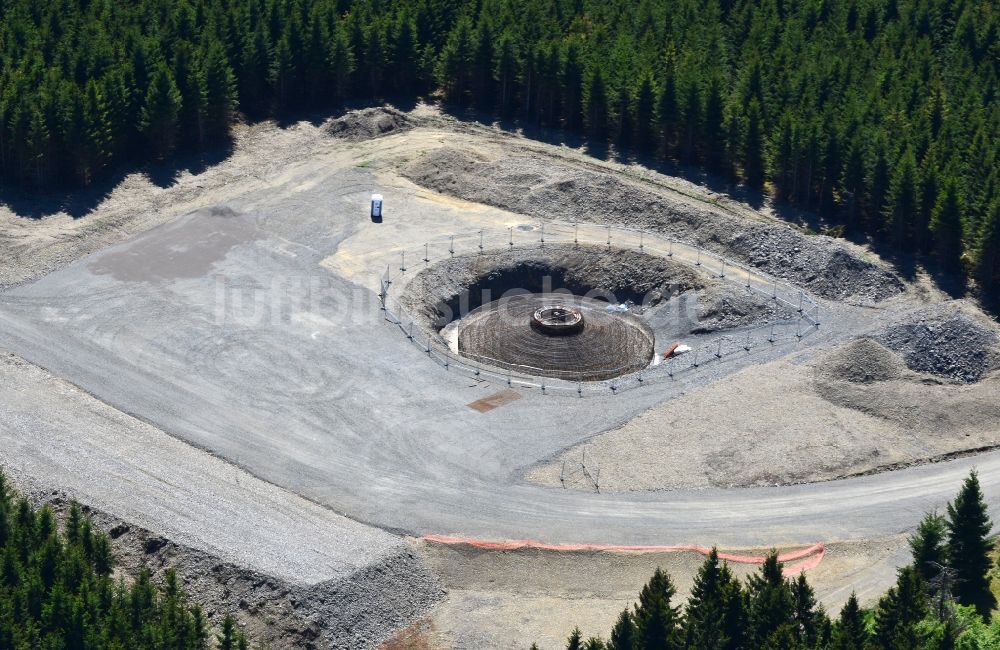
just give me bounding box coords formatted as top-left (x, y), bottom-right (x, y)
top-left (0, 141), bottom-right (234, 220)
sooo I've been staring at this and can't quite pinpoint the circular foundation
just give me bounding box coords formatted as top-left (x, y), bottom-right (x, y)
top-left (530, 305), bottom-right (584, 335)
top-left (457, 295), bottom-right (654, 381)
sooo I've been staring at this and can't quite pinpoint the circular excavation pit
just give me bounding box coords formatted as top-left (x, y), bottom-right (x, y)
top-left (458, 294), bottom-right (654, 382)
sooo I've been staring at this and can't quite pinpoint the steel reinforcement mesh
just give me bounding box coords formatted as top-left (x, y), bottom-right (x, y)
top-left (457, 294), bottom-right (654, 381)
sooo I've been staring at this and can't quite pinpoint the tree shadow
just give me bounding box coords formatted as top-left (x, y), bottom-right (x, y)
top-left (0, 139), bottom-right (235, 220)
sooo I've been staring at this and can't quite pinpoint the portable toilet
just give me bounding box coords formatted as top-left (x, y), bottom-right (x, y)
top-left (371, 194), bottom-right (383, 219)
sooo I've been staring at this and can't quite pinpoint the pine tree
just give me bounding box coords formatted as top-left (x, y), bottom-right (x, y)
top-left (141, 64), bottom-right (183, 160)
top-left (566, 627), bottom-right (583, 650)
top-left (329, 23), bottom-right (355, 102)
top-left (683, 548), bottom-right (745, 650)
top-left (830, 593), bottom-right (869, 650)
top-left (931, 178), bottom-right (965, 275)
top-left (790, 572), bottom-right (826, 647)
top-left (240, 26), bottom-right (272, 115)
top-left (872, 565), bottom-right (928, 650)
top-left (885, 148), bottom-right (920, 251)
top-left (746, 553), bottom-right (794, 647)
top-left (584, 67), bottom-right (609, 143)
top-left (437, 17), bottom-right (474, 104)
top-left (219, 613), bottom-right (238, 650)
top-left (681, 77), bottom-right (700, 163)
top-left (703, 76), bottom-right (726, 171)
top-left (607, 608), bottom-right (637, 650)
top-left (633, 75), bottom-right (656, 154)
top-left (634, 567), bottom-right (680, 650)
top-left (495, 33), bottom-right (519, 118)
top-left (743, 99), bottom-right (765, 189)
top-left (583, 637), bottom-right (605, 650)
top-left (909, 511), bottom-right (947, 585)
top-left (945, 470), bottom-right (996, 617)
top-left (615, 84), bottom-right (632, 151)
top-left (656, 68), bottom-right (678, 158)
top-left (975, 198), bottom-right (1000, 296)
top-left (202, 42), bottom-right (237, 143)
top-left (562, 42), bottom-right (583, 131)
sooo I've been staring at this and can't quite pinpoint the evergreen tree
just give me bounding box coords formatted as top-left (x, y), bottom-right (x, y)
top-left (607, 607), bottom-right (637, 650)
top-left (975, 198), bottom-right (1000, 297)
top-left (494, 33), bottom-right (519, 118)
top-left (931, 178), bottom-right (966, 275)
top-left (656, 68), bottom-right (678, 158)
top-left (746, 553), bottom-right (794, 647)
top-left (885, 148), bottom-right (920, 251)
top-left (141, 64), bottom-right (183, 160)
top-left (830, 593), bottom-right (869, 650)
top-left (909, 512), bottom-right (947, 586)
top-left (633, 75), bottom-right (656, 154)
top-left (562, 43), bottom-right (583, 131)
top-left (567, 626), bottom-right (583, 650)
top-left (743, 99), bottom-right (765, 189)
top-left (945, 470), bottom-right (996, 617)
top-left (584, 67), bottom-right (609, 143)
top-left (437, 17), bottom-right (474, 104)
top-left (202, 43), bottom-right (238, 143)
top-left (872, 565), bottom-right (928, 650)
top-left (790, 572), bottom-right (826, 647)
top-left (634, 566), bottom-right (680, 650)
top-left (683, 548), bottom-right (744, 650)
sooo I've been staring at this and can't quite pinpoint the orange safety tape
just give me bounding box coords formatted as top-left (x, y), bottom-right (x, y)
top-left (421, 535), bottom-right (825, 576)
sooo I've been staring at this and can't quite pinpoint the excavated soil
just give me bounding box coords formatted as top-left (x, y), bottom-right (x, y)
top-left (402, 148), bottom-right (904, 303)
top-left (326, 106), bottom-right (416, 142)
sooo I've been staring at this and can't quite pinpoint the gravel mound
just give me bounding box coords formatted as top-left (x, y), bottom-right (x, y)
top-left (875, 309), bottom-right (999, 383)
top-left (403, 148), bottom-right (903, 302)
top-left (694, 284), bottom-right (794, 333)
top-left (326, 107), bottom-right (414, 141)
top-left (817, 339), bottom-right (906, 384)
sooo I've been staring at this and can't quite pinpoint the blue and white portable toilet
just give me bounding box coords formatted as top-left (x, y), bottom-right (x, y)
top-left (371, 193), bottom-right (383, 219)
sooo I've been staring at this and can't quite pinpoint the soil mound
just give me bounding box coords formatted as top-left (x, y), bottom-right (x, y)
top-left (326, 106), bottom-right (414, 141)
top-left (876, 309), bottom-right (999, 383)
top-left (818, 339), bottom-right (905, 384)
top-left (694, 284), bottom-right (794, 332)
top-left (403, 148), bottom-right (903, 303)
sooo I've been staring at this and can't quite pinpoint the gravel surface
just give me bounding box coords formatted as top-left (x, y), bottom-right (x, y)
top-left (0, 353), bottom-right (442, 650)
top-left (528, 342), bottom-right (1000, 492)
top-left (875, 304), bottom-right (999, 383)
top-left (419, 536), bottom-right (911, 650)
top-left (402, 147), bottom-right (904, 303)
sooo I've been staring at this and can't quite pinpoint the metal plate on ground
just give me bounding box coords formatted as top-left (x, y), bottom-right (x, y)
top-left (467, 389), bottom-right (521, 413)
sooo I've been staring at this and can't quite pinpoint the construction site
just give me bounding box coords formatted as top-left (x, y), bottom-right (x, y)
top-left (1, 104), bottom-right (999, 649)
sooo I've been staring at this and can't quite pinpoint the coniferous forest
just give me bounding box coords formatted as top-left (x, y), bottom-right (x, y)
top-left (0, 0), bottom-right (997, 293)
top-left (541, 471), bottom-right (1000, 650)
top-left (0, 472), bottom-right (253, 649)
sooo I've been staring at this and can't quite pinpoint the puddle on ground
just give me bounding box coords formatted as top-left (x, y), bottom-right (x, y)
top-left (88, 206), bottom-right (258, 283)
